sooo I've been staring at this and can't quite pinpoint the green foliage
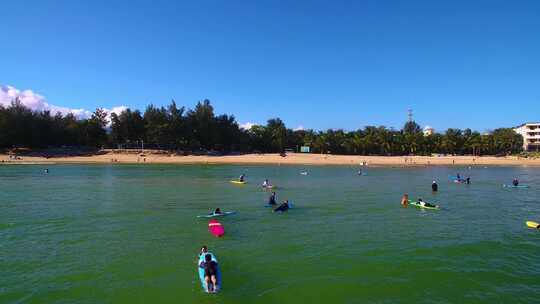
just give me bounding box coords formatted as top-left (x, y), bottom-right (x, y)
top-left (0, 99), bottom-right (524, 155)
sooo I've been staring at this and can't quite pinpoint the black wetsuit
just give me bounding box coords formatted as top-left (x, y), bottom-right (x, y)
top-left (268, 195), bottom-right (276, 205)
top-left (274, 203), bottom-right (289, 212)
top-left (513, 180), bottom-right (519, 186)
top-left (203, 260), bottom-right (218, 277)
top-left (432, 183), bottom-right (438, 192)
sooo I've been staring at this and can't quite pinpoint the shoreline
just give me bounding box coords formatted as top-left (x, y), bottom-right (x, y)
top-left (1, 152), bottom-right (540, 167)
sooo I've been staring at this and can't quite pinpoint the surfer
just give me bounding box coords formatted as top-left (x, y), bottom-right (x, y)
top-left (44, 168), bottom-right (49, 174)
top-left (401, 194), bottom-right (409, 206)
top-left (466, 177), bottom-right (470, 184)
top-left (274, 200), bottom-right (290, 212)
top-left (268, 192), bottom-right (277, 205)
top-left (239, 174), bottom-right (245, 182)
top-left (417, 198), bottom-right (437, 208)
top-left (456, 173), bottom-right (461, 180)
top-left (214, 208), bottom-right (222, 215)
top-left (200, 254), bottom-right (218, 292)
top-left (357, 169), bottom-right (363, 175)
top-left (512, 178), bottom-right (519, 186)
top-left (200, 245), bottom-right (209, 256)
top-left (431, 181), bottom-right (438, 192)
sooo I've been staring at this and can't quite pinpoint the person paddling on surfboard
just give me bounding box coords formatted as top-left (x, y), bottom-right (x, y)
top-left (268, 192), bottom-right (277, 205)
top-left (512, 178), bottom-right (519, 186)
top-left (200, 254), bottom-right (219, 292)
top-left (401, 194), bottom-right (409, 206)
top-left (417, 198), bottom-right (437, 208)
top-left (274, 200), bottom-right (290, 212)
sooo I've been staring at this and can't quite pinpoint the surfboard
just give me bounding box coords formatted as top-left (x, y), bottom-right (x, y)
top-left (197, 211), bottom-right (236, 218)
top-left (409, 201), bottom-right (440, 210)
top-left (526, 221), bottom-right (539, 229)
top-left (230, 180), bottom-right (246, 184)
top-left (503, 184), bottom-right (529, 188)
top-left (208, 219), bottom-right (224, 237)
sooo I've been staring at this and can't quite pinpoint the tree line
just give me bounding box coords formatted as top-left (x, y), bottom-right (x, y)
top-left (0, 98), bottom-right (523, 155)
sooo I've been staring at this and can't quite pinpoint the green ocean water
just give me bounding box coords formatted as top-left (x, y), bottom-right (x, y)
top-left (1, 164), bottom-right (539, 303)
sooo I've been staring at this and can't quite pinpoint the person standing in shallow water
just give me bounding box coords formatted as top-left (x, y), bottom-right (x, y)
top-left (432, 181), bottom-right (438, 192)
top-left (401, 194), bottom-right (409, 206)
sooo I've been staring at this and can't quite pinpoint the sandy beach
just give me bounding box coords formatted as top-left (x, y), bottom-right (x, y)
top-left (1, 152), bottom-right (539, 166)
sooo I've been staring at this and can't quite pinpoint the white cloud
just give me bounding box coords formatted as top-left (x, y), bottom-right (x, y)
top-left (294, 125), bottom-right (305, 131)
top-left (0, 85), bottom-right (127, 122)
top-left (240, 122), bottom-right (257, 130)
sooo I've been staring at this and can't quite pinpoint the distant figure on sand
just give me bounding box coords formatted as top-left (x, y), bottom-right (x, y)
top-left (513, 178), bottom-right (519, 186)
top-left (401, 194), bottom-right (409, 206)
top-left (268, 192), bottom-right (277, 205)
top-left (274, 200), bottom-right (290, 212)
top-left (432, 181), bottom-right (438, 192)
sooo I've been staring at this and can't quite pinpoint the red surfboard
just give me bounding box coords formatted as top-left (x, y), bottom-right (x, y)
top-left (208, 219), bottom-right (224, 237)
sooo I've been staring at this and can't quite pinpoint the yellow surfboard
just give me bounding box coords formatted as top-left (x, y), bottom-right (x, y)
top-left (230, 180), bottom-right (246, 184)
top-left (526, 221), bottom-right (539, 229)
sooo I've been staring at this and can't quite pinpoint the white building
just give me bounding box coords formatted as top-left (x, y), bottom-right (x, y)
top-left (514, 122), bottom-right (540, 152)
top-left (423, 125), bottom-right (434, 136)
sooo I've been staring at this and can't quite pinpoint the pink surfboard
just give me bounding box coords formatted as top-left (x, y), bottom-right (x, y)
top-left (208, 219), bottom-right (224, 237)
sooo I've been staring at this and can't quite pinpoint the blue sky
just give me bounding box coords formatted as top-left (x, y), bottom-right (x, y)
top-left (1, 0), bottom-right (539, 132)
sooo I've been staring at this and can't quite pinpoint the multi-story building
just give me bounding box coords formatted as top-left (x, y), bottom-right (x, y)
top-left (514, 122), bottom-right (540, 152)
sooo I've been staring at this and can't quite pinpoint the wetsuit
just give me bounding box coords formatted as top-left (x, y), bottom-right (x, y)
top-left (274, 203), bottom-right (289, 212)
top-left (203, 260), bottom-right (218, 278)
top-left (513, 180), bottom-right (519, 186)
top-left (432, 183), bottom-right (438, 192)
top-left (466, 177), bottom-right (470, 184)
top-left (268, 195), bottom-right (276, 205)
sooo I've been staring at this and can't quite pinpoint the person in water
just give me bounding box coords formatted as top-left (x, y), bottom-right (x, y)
top-left (513, 178), bottom-right (519, 186)
top-left (44, 168), bottom-right (49, 174)
top-left (357, 169), bottom-right (363, 175)
top-left (200, 253), bottom-right (218, 292)
top-left (268, 192), bottom-right (277, 205)
top-left (466, 177), bottom-right (471, 184)
top-left (274, 200), bottom-right (290, 212)
top-left (401, 194), bottom-right (409, 206)
top-left (213, 208), bottom-right (222, 215)
top-left (417, 198), bottom-right (437, 208)
top-left (200, 245), bottom-right (208, 256)
top-left (239, 174), bottom-right (245, 182)
top-left (456, 173), bottom-right (461, 180)
top-left (432, 181), bottom-right (438, 192)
